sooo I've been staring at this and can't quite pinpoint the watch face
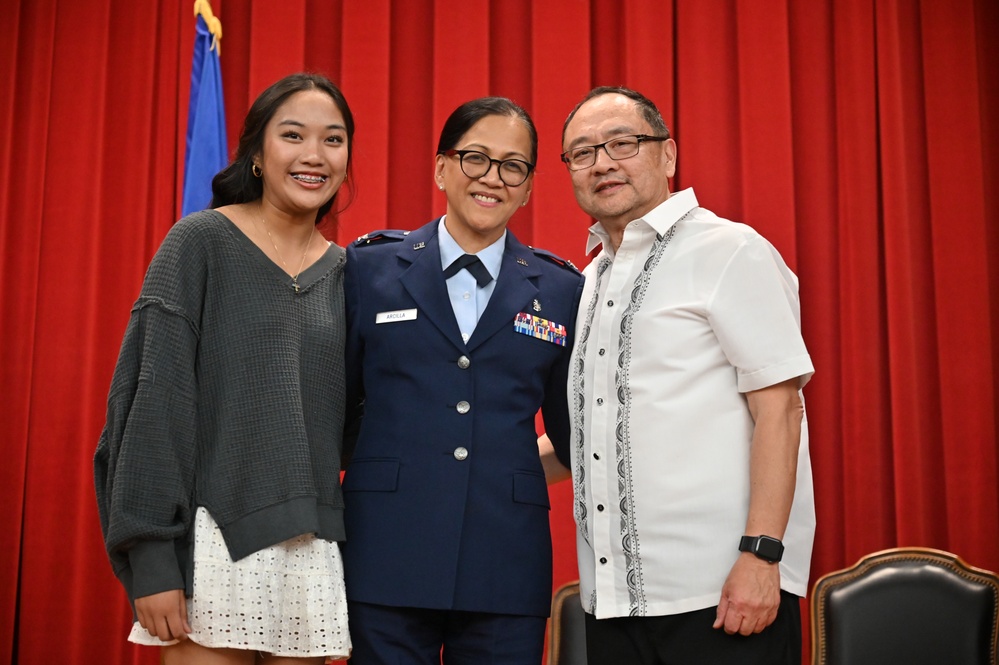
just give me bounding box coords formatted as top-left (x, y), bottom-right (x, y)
top-left (757, 537), bottom-right (784, 562)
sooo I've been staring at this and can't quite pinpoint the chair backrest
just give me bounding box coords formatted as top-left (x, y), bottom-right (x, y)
top-left (811, 547), bottom-right (999, 665)
top-left (548, 580), bottom-right (588, 665)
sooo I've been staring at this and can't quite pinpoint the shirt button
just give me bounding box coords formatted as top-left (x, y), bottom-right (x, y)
top-left (593, 453), bottom-right (600, 460)
top-left (457, 355), bottom-right (471, 369)
top-left (456, 401), bottom-right (470, 414)
top-left (598, 348), bottom-right (605, 356)
top-left (463, 292), bottom-right (471, 300)
top-left (453, 446), bottom-right (468, 461)
top-left (600, 557), bottom-right (608, 564)
top-left (607, 300), bottom-right (614, 307)
top-left (596, 398), bottom-right (603, 405)
top-left (597, 504), bottom-right (605, 511)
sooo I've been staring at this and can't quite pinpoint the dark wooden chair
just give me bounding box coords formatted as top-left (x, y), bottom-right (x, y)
top-left (548, 580), bottom-right (588, 665)
top-left (811, 547), bottom-right (999, 665)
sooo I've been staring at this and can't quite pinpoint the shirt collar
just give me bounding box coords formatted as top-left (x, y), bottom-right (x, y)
top-left (438, 216), bottom-right (506, 281)
top-left (585, 187), bottom-right (700, 254)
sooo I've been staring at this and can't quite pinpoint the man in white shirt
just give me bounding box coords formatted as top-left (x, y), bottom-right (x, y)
top-left (543, 86), bottom-right (815, 665)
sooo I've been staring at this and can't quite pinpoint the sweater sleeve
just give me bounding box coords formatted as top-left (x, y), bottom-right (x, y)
top-left (94, 220), bottom-right (207, 601)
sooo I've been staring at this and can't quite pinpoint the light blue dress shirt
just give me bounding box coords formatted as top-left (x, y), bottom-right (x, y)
top-left (438, 217), bottom-right (504, 343)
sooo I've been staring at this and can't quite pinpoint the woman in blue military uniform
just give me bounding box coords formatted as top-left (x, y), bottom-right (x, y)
top-left (342, 97), bottom-right (583, 665)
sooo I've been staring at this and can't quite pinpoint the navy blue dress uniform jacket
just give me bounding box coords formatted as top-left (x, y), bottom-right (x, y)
top-left (342, 218), bottom-right (583, 618)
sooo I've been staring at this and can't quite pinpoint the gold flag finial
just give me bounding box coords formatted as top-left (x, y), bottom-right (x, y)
top-left (193, 0), bottom-right (223, 54)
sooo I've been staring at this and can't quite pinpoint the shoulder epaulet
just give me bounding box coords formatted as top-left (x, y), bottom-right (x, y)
top-left (352, 229), bottom-right (410, 248)
top-left (528, 246), bottom-right (580, 274)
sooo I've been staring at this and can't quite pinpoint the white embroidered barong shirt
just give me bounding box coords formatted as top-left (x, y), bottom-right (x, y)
top-left (570, 188), bottom-right (816, 619)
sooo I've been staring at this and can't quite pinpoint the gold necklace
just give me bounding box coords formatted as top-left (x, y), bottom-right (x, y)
top-left (256, 215), bottom-right (316, 293)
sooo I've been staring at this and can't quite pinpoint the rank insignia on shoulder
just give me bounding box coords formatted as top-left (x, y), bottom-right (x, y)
top-left (529, 246), bottom-right (580, 273)
top-left (352, 229), bottom-right (409, 247)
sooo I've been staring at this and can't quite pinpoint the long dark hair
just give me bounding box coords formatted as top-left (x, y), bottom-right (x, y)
top-left (210, 73), bottom-right (355, 223)
top-left (436, 97), bottom-right (538, 164)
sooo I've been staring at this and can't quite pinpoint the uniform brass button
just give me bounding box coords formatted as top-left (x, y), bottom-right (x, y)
top-left (456, 401), bottom-right (470, 414)
top-left (457, 355), bottom-right (471, 369)
top-left (453, 447), bottom-right (469, 461)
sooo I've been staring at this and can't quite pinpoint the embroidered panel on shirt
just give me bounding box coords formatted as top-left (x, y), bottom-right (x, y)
top-left (571, 257), bottom-right (612, 546)
top-left (615, 223), bottom-right (677, 616)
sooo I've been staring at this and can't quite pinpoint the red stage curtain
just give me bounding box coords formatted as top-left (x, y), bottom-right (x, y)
top-left (1, 1), bottom-right (996, 662)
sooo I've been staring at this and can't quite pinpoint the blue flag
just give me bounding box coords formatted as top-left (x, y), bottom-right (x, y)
top-left (182, 9), bottom-right (228, 217)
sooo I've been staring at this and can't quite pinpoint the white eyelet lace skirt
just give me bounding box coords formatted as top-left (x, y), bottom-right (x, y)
top-left (128, 507), bottom-right (351, 658)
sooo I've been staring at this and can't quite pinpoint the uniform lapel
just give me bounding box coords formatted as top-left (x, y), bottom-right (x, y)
top-left (396, 221), bottom-right (467, 352)
top-left (466, 233), bottom-right (541, 352)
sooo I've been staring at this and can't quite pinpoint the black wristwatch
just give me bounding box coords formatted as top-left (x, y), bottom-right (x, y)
top-left (739, 535), bottom-right (784, 563)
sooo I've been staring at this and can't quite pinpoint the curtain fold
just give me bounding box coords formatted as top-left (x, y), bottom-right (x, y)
top-left (920, 0), bottom-right (998, 558)
top-left (339, 0), bottom-right (392, 243)
top-left (0, 1), bottom-right (33, 661)
top-left (2, 1), bottom-right (997, 662)
top-left (825, 0), bottom-right (895, 566)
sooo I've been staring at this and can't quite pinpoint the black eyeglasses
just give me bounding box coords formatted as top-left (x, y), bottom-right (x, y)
top-left (440, 149), bottom-right (535, 187)
top-left (560, 134), bottom-right (669, 171)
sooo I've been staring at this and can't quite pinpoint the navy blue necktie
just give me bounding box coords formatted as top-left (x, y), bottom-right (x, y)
top-left (443, 253), bottom-right (493, 287)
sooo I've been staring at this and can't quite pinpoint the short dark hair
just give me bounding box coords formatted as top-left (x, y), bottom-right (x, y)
top-left (437, 97), bottom-right (538, 164)
top-left (561, 86), bottom-right (670, 146)
top-left (210, 73), bottom-right (356, 223)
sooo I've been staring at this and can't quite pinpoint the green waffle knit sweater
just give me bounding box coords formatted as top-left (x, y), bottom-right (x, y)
top-left (94, 209), bottom-right (347, 604)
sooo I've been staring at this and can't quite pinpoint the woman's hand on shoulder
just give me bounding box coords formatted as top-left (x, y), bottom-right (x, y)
top-left (135, 588), bottom-right (191, 642)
